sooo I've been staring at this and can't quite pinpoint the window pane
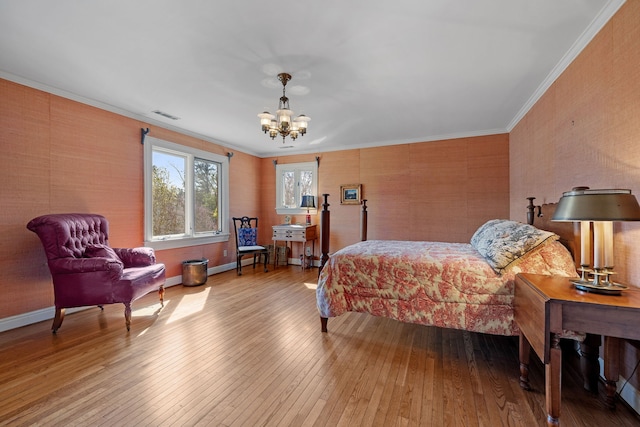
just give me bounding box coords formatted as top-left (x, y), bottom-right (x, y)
top-left (282, 170), bottom-right (296, 208)
top-left (152, 150), bottom-right (185, 236)
top-left (274, 161), bottom-right (317, 215)
top-left (194, 158), bottom-right (220, 233)
top-left (300, 170), bottom-right (313, 196)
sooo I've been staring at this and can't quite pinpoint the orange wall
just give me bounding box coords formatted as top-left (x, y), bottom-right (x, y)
top-left (510, 0), bottom-right (640, 386)
top-left (510, 0), bottom-right (640, 286)
top-left (0, 77), bottom-right (510, 320)
top-left (262, 134), bottom-right (510, 260)
top-left (0, 79), bottom-right (250, 318)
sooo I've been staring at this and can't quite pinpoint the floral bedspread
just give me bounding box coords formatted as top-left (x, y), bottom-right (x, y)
top-left (316, 239), bottom-right (578, 336)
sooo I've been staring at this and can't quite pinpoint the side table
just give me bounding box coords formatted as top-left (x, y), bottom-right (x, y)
top-left (514, 273), bottom-right (640, 426)
top-left (272, 224), bottom-right (317, 269)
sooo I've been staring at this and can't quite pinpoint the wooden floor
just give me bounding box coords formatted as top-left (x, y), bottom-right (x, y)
top-left (1, 267), bottom-right (639, 427)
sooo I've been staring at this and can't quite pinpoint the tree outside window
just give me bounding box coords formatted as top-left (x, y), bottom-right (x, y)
top-left (144, 137), bottom-right (229, 249)
top-left (275, 161), bottom-right (318, 215)
top-left (194, 158), bottom-right (219, 233)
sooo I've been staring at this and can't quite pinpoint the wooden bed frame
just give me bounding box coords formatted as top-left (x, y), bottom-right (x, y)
top-left (317, 194), bottom-right (599, 392)
top-left (318, 195), bottom-right (581, 273)
top-left (527, 197), bottom-right (581, 269)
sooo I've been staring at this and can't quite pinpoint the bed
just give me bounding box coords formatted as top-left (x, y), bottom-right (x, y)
top-left (316, 197), bottom-right (580, 336)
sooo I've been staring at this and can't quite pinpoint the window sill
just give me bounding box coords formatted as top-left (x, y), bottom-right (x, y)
top-left (144, 233), bottom-right (230, 251)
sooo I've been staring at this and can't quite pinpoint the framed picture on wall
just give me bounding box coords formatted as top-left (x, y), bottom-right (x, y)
top-left (340, 184), bottom-right (362, 205)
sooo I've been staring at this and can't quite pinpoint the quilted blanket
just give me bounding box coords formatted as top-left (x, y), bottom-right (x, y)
top-left (316, 238), bottom-right (577, 336)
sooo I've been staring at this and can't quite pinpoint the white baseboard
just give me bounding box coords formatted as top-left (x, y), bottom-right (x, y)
top-left (0, 262), bottom-right (238, 333)
top-left (0, 259), bottom-right (315, 333)
top-left (0, 305), bottom-right (98, 333)
top-left (0, 306), bottom-right (55, 333)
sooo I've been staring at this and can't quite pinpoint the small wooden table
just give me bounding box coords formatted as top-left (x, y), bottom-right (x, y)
top-left (272, 224), bottom-right (317, 269)
top-left (514, 273), bottom-right (640, 426)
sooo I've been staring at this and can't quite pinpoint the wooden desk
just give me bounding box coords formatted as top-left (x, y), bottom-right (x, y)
top-left (272, 224), bottom-right (317, 269)
top-left (515, 273), bottom-right (640, 426)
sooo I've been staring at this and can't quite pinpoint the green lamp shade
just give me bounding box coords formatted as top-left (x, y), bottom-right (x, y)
top-left (552, 188), bottom-right (640, 222)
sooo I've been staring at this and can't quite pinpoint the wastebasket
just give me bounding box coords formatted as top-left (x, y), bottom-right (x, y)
top-left (182, 258), bottom-right (208, 286)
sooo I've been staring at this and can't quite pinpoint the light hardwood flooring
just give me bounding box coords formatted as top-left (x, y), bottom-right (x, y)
top-left (1, 267), bottom-right (639, 426)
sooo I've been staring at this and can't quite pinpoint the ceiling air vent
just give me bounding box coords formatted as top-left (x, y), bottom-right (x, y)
top-left (152, 110), bottom-right (180, 120)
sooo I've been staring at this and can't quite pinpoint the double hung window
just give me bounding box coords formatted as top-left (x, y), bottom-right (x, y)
top-left (144, 137), bottom-right (229, 249)
top-left (275, 161), bottom-right (318, 215)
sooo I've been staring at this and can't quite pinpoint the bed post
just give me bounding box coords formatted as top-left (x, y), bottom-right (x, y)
top-left (360, 199), bottom-right (368, 241)
top-left (526, 196), bottom-right (541, 225)
top-left (319, 194), bottom-right (330, 333)
top-left (319, 193), bottom-right (330, 274)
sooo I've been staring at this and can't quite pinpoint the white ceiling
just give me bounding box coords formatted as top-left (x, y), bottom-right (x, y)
top-left (0, 0), bottom-right (624, 157)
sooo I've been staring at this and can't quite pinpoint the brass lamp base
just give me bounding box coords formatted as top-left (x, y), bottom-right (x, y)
top-left (573, 281), bottom-right (627, 295)
top-left (571, 267), bottom-right (627, 295)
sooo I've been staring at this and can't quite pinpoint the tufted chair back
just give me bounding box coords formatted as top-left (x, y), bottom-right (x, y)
top-left (26, 213), bottom-right (166, 333)
top-left (27, 213), bottom-right (110, 261)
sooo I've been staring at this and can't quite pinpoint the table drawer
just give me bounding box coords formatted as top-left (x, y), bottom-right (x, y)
top-left (272, 224), bottom-right (317, 242)
top-left (273, 229), bottom-right (306, 241)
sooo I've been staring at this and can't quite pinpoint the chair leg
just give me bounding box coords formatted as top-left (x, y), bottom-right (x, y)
top-left (52, 307), bottom-right (65, 333)
top-left (124, 303), bottom-right (132, 331)
top-left (159, 285), bottom-right (165, 307)
top-left (237, 255), bottom-right (242, 275)
top-left (263, 252), bottom-right (268, 272)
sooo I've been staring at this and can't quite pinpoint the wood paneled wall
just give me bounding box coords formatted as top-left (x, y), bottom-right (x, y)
top-left (510, 0), bottom-right (640, 391)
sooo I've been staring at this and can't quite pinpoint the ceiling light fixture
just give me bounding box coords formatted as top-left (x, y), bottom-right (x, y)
top-left (258, 73), bottom-right (310, 143)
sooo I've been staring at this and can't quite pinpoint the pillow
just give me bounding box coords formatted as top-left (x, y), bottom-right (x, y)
top-left (470, 219), bottom-right (558, 273)
top-left (238, 227), bottom-right (257, 247)
top-left (84, 243), bottom-right (123, 266)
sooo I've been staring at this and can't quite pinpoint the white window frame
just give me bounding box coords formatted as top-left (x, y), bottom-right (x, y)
top-left (275, 161), bottom-right (318, 215)
top-left (144, 136), bottom-right (229, 250)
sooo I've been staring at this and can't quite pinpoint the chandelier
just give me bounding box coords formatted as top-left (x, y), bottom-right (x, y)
top-left (258, 73), bottom-right (310, 143)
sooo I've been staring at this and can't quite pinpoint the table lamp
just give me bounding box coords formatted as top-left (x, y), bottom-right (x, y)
top-left (552, 187), bottom-right (640, 294)
top-left (301, 195), bottom-right (316, 225)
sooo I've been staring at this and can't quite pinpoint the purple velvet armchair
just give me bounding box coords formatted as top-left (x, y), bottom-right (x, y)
top-left (27, 213), bottom-right (166, 332)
